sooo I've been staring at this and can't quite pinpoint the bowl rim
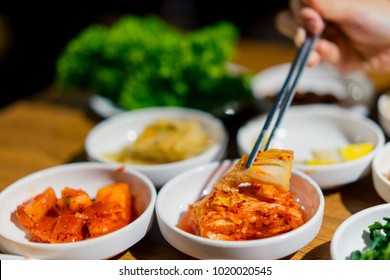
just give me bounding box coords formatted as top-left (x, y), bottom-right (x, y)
top-left (0, 161), bottom-right (157, 249)
top-left (237, 105), bottom-right (385, 172)
top-left (156, 160), bottom-right (325, 248)
top-left (85, 106), bottom-right (229, 171)
top-left (377, 94), bottom-right (390, 118)
top-left (372, 141), bottom-right (390, 189)
top-left (252, 62), bottom-right (347, 98)
top-left (330, 203), bottom-right (390, 260)
top-left (251, 62), bottom-right (374, 101)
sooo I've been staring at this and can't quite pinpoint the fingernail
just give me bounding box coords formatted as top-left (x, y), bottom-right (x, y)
top-left (304, 18), bottom-right (319, 34)
top-left (294, 27), bottom-right (306, 46)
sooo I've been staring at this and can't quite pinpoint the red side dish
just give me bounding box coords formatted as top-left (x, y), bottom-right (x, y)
top-left (177, 149), bottom-right (305, 241)
top-left (15, 182), bottom-right (133, 243)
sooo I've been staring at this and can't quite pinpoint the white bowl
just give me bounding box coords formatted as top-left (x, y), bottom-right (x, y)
top-left (156, 160), bottom-right (324, 260)
top-left (85, 107), bottom-right (228, 187)
top-left (237, 105), bottom-right (385, 190)
top-left (0, 162), bottom-right (156, 259)
top-left (377, 93), bottom-right (390, 137)
top-left (251, 62), bottom-right (374, 115)
top-left (372, 142), bottom-right (390, 203)
top-left (331, 203), bottom-right (390, 260)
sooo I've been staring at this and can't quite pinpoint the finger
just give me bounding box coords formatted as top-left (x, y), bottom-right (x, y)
top-left (275, 10), bottom-right (299, 38)
top-left (315, 39), bottom-right (342, 66)
top-left (306, 51), bottom-right (322, 67)
top-left (300, 7), bottom-right (326, 35)
top-left (314, 27), bottom-right (365, 72)
top-left (289, 0), bottom-right (304, 25)
top-left (364, 51), bottom-right (390, 73)
top-left (294, 27), bottom-right (307, 46)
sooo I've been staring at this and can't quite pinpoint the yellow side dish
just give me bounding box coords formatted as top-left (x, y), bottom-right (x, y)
top-left (105, 118), bottom-right (213, 165)
top-left (339, 143), bottom-right (374, 161)
top-left (300, 142), bottom-right (374, 166)
top-left (304, 159), bottom-right (339, 166)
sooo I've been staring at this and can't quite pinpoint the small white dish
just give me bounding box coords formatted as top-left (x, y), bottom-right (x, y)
top-left (237, 105), bottom-right (385, 189)
top-left (156, 160), bottom-right (324, 260)
top-left (377, 93), bottom-right (390, 137)
top-left (85, 107), bottom-right (228, 187)
top-left (331, 203), bottom-right (390, 260)
top-left (372, 141), bottom-right (390, 203)
top-left (251, 62), bottom-right (374, 115)
top-left (0, 162), bottom-right (156, 260)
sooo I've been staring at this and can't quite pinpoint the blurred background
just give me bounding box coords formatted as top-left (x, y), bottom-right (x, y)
top-left (0, 1), bottom-right (289, 108)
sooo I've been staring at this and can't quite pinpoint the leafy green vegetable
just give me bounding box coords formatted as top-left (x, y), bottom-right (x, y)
top-left (55, 15), bottom-right (252, 113)
top-left (348, 217), bottom-right (390, 260)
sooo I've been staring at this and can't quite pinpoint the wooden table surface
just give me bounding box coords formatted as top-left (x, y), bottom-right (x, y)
top-left (1, 39), bottom-right (390, 260)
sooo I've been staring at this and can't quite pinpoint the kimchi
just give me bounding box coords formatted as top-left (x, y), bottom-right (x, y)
top-left (178, 149), bottom-right (305, 241)
top-left (15, 182), bottom-right (133, 243)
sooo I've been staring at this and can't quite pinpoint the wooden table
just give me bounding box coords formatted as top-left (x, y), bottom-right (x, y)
top-left (1, 39), bottom-right (390, 260)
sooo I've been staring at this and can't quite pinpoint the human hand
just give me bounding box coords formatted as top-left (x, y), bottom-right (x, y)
top-left (276, 0), bottom-right (390, 73)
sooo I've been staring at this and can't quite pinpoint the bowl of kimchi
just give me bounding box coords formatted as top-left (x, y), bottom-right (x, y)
top-left (155, 150), bottom-right (325, 260)
top-left (85, 107), bottom-right (228, 187)
top-left (0, 162), bottom-right (156, 259)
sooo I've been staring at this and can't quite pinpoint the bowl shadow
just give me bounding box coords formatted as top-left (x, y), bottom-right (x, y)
top-left (326, 172), bottom-right (386, 215)
top-left (299, 241), bottom-right (332, 260)
top-left (127, 215), bottom-right (196, 260)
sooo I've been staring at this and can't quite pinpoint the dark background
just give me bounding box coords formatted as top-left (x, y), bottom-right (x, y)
top-left (0, 1), bottom-right (289, 107)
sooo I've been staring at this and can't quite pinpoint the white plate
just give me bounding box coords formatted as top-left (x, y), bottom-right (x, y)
top-left (237, 104), bottom-right (385, 189)
top-left (0, 162), bottom-right (156, 259)
top-left (377, 93), bottom-right (390, 137)
top-left (331, 203), bottom-right (390, 260)
top-left (372, 142), bottom-right (390, 203)
top-left (85, 107), bottom-right (228, 187)
top-left (156, 160), bottom-right (324, 260)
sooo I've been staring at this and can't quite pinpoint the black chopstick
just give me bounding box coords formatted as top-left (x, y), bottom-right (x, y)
top-left (245, 33), bottom-right (321, 169)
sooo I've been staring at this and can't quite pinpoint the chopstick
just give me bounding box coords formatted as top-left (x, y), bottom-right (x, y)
top-left (198, 159), bottom-right (236, 199)
top-left (245, 33), bottom-right (322, 169)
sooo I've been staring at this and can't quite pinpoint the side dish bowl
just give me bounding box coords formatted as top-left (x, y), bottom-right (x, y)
top-left (155, 160), bottom-right (324, 260)
top-left (0, 162), bottom-right (156, 259)
top-left (330, 203), bottom-right (390, 260)
top-left (237, 105), bottom-right (385, 189)
top-left (377, 93), bottom-right (390, 137)
top-left (85, 107), bottom-right (228, 187)
top-left (251, 62), bottom-right (374, 115)
top-left (372, 141), bottom-right (390, 203)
